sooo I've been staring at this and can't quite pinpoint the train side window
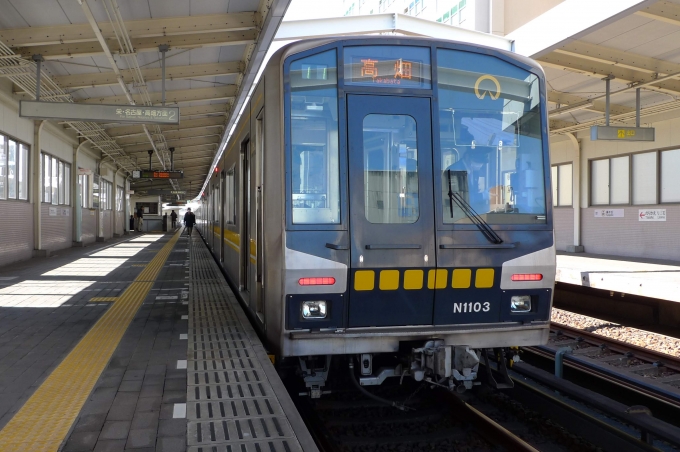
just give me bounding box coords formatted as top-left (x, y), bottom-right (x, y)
top-left (363, 114), bottom-right (419, 224)
top-left (225, 167), bottom-right (235, 224)
top-left (289, 49), bottom-right (340, 224)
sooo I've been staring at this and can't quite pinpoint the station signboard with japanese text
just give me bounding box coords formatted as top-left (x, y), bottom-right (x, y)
top-left (590, 126), bottom-right (654, 142)
top-left (20, 101), bottom-right (180, 125)
top-left (147, 189), bottom-right (186, 195)
top-left (594, 209), bottom-right (624, 218)
top-left (639, 209), bottom-right (666, 221)
top-left (132, 170), bottom-right (183, 180)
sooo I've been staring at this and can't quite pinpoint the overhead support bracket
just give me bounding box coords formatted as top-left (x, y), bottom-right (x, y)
top-left (636, 88), bottom-right (641, 128)
top-left (603, 75), bottom-right (615, 126)
top-left (159, 44), bottom-right (169, 106)
top-left (32, 55), bottom-right (44, 101)
top-left (148, 149), bottom-right (153, 171)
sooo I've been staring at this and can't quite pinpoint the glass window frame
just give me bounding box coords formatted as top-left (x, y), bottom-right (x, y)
top-left (7, 139), bottom-right (17, 200)
top-left (41, 152), bottom-right (71, 206)
top-left (0, 134), bottom-right (28, 202)
top-left (551, 163), bottom-right (573, 207)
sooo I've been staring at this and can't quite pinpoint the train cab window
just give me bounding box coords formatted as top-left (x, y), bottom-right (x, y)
top-left (363, 114), bottom-right (419, 223)
top-left (289, 49), bottom-right (340, 224)
top-left (437, 49), bottom-right (547, 225)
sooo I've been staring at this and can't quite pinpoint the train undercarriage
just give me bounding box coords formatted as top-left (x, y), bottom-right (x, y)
top-left (297, 341), bottom-right (518, 398)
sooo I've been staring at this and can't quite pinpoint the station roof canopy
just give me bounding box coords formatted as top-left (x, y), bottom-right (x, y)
top-left (508, 0), bottom-right (680, 137)
top-left (0, 0), bottom-right (290, 200)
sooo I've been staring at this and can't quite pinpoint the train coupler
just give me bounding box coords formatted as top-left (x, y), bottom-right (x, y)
top-left (410, 341), bottom-right (481, 392)
top-left (299, 355), bottom-right (331, 398)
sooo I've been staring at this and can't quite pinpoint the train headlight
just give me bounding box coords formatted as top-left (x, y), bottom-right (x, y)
top-left (510, 296), bottom-right (532, 313)
top-left (301, 301), bottom-right (328, 319)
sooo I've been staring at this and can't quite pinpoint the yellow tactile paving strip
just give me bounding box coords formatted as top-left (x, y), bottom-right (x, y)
top-left (89, 297), bottom-right (118, 302)
top-left (0, 231), bottom-right (181, 452)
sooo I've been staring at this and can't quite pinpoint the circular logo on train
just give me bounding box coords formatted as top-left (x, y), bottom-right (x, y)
top-left (474, 74), bottom-right (501, 100)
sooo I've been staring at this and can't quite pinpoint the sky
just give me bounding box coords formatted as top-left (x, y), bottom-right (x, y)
top-left (282, 0), bottom-right (346, 21)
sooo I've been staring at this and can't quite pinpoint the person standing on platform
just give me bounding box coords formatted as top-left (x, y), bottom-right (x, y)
top-left (184, 207), bottom-right (196, 236)
top-left (137, 207), bottom-right (144, 232)
top-left (170, 210), bottom-right (177, 228)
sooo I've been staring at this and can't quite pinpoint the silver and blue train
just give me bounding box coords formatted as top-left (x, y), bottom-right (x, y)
top-left (196, 36), bottom-right (555, 396)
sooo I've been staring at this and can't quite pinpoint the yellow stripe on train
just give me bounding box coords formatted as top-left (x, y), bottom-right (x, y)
top-left (354, 268), bottom-right (494, 291)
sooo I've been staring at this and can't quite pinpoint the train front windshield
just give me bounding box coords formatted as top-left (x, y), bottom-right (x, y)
top-left (437, 49), bottom-right (546, 225)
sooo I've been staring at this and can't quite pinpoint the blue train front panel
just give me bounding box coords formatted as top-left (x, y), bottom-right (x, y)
top-left (283, 38), bottom-right (554, 333)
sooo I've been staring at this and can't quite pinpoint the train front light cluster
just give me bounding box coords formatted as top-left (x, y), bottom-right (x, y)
top-left (302, 301), bottom-right (328, 319)
top-left (510, 295), bottom-right (532, 313)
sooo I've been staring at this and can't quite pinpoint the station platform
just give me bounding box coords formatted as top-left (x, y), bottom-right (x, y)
top-left (0, 230), bottom-right (316, 452)
top-left (557, 252), bottom-right (680, 303)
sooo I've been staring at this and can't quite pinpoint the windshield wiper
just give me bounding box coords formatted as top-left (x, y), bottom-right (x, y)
top-left (447, 170), bottom-right (503, 245)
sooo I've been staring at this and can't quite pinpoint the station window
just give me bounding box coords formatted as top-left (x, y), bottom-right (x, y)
top-left (661, 149), bottom-right (680, 203)
top-left (116, 186), bottom-right (124, 211)
top-left (42, 153), bottom-right (70, 205)
top-left (288, 49), bottom-right (340, 225)
top-left (0, 134), bottom-right (29, 201)
top-left (101, 180), bottom-right (113, 210)
top-left (79, 173), bottom-right (91, 208)
top-left (632, 152), bottom-right (656, 204)
top-left (551, 163), bottom-right (572, 207)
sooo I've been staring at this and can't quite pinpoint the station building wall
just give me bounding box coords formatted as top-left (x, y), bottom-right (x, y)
top-left (550, 114), bottom-right (680, 261)
top-left (40, 127), bottom-right (74, 253)
top-left (0, 80), bottom-right (35, 266)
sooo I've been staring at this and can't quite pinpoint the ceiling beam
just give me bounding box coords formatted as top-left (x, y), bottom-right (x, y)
top-left (52, 62), bottom-right (242, 89)
top-left (105, 117), bottom-right (226, 138)
top-left (15, 30), bottom-right (257, 60)
top-left (540, 53), bottom-right (680, 96)
top-left (555, 41), bottom-right (680, 75)
top-left (636, 2), bottom-right (680, 27)
top-left (0, 13), bottom-right (257, 47)
top-left (123, 136), bottom-right (220, 153)
top-left (117, 128), bottom-right (222, 146)
top-left (75, 86), bottom-right (236, 105)
top-left (547, 91), bottom-right (634, 116)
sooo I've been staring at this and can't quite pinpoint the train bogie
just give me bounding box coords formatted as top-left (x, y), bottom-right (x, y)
top-left (196, 37), bottom-right (555, 396)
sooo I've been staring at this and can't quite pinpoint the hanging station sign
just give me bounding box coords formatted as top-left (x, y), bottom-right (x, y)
top-left (132, 170), bottom-right (183, 179)
top-left (147, 189), bottom-right (186, 195)
top-left (20, 101), bottom-right (180, 125)
top-left (590, 126), bottom-right (655, 142)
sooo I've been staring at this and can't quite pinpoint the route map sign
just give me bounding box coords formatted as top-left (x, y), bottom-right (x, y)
top-left (132, 170), bottom-right (183, 179)
top-left (20, 101), bottom-right (180, 125)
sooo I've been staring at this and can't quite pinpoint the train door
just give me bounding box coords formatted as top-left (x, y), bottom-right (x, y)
top-left (255, 112), bottom-right (265, 323)
top-left (240, 139), bottom-right (251, 298)
top-left (347, 95), bottom-right (436, 327)
top-left (249, 139), bottom-right (258, 313)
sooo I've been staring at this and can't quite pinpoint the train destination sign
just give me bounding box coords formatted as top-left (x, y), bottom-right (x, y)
top-left (344, 46), bottom-right (431, 89)
top-left (132, 170), bottom-right (183, 179)
top-left (590, 125), bottom-right (655, 142)
top-left (20, 101), bottom-right (180, 125)
top-left (147, 189), bottom-right (186, 195)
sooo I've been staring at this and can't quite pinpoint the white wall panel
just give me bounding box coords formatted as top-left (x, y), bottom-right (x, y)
top-left (82, 209), bottom-right (96, 244)
top-left (553, 208), bottom-right (574, 251)
top-left (582, 206), bottom-right (680, 260)
top-left (102, 210), bottom-right (113, 239)
top-left (0, 201), bottom-right (33, 266)
top-left (41, 204), bottom-right (72, 252)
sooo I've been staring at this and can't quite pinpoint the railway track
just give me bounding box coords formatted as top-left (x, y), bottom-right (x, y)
top-left (289, 359), bottom-right (601, 452)
top-left (524, 322), bottom-right (680, 409)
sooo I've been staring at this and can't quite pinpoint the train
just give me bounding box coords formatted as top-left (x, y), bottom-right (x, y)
top-left (195, 36), bottom-right (555, 396)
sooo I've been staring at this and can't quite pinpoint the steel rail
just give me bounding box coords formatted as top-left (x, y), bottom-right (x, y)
top-left (550, 322), bottom-right (680, 371)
